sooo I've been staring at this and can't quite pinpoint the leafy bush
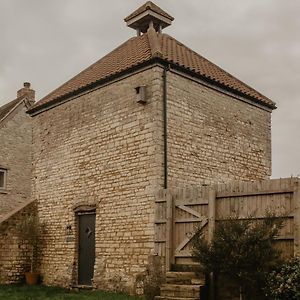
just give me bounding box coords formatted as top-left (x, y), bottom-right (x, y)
top-left (15, 213), bottom-right (45, 273)
top-left (192, 215), bottom-right (283, 299)
top-left (265, 257), bottom-right (300, 300)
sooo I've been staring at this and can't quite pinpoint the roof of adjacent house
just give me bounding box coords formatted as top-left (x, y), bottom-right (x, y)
top-left (1, 83), bottom-right (35, 123)
top-left (28, 22), bottom-right (276, 114)
top-left (0, 198), bottom-right (36, 225)
top-left (0, 96), bottom-right (24, 123)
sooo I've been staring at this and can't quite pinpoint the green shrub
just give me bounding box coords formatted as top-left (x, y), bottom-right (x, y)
top-left (192, 215), bottom-right (283, 299)
top-left (265, 257), bottom-right (300, 300)
top-left (15, 213), bottom-right (45, 273)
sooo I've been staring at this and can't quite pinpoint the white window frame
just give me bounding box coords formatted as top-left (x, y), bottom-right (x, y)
top-left (0, 168), bottom-right (7, 191)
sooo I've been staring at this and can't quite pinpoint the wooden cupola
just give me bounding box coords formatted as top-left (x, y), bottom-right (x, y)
top-left (124, 1), bottom-right (174, 35)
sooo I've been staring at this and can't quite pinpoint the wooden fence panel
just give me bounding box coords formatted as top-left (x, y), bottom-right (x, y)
top-left (293, 180), bottom-right (300, 255)
top-left (155, 177), bottom-right (300, 269)
top-left (154, 190), bottom-right (167, 260)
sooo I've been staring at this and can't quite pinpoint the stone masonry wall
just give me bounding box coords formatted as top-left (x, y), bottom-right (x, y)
top-left (0, 103), bottom-right (32, 219)
top-left (167, 71), bottom-right (272, 186)
top-left (32, 67), bottom-right (164, 293)
top-left (32, 65), bottom-right (272, 294)
top-left (0, 202), bottom-right (35, 284)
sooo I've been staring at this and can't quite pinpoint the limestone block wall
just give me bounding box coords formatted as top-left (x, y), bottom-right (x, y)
top-left (166, 71), bottom-right (272, 186)
top-left (0, 202), bottom-right (35, 284)
top-left (32, 66), bottom-right (164, 292)
top-left (0, 104), bottom-right (32, 219)
top-left (31, 65), bottom-right (272, 293)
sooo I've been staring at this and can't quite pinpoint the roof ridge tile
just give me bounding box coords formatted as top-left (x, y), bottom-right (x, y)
top-left (147, 26), bottom-right (162, 58)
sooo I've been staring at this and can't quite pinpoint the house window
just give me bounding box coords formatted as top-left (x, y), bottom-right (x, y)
top-left (0, 168), bottom-right (7, 190)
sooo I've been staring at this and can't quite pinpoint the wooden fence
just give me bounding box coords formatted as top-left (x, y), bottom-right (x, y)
top-left (154, 177), bottom-right (300, 270)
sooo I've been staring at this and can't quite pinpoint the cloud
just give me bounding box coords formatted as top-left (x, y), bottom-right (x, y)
top-left (0, 0), bottom-right (299, 177)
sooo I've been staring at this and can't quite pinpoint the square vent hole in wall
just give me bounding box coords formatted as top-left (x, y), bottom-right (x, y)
top-left (135, 85), bottom-right (147, 104)
top-left (0, 168), bottom-right (7, 189)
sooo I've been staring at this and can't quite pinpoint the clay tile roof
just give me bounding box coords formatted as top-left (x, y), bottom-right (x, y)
top-left (29, 30), bottom-right (275, 113)
top-left (31, 34), bottom-right (152, 110)
top-left (159, 34), bottom-right (275, 108)
top-left (0, 96), bottom-right (24, 122)
top-left (124, 1), bottom-right (174, 22)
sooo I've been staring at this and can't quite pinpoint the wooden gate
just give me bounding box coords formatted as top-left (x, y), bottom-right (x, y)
top-left (155, 187), bottom-right (216, 269)
top-left (155, 178), bottom-right (300, 270)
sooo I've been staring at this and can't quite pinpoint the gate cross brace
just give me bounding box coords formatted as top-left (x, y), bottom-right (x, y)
top-left (174, 217), bottom-right (208, 254)
top-left (177, 205), bottom-right (202, 218)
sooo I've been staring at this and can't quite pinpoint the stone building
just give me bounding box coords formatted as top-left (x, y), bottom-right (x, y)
top-left (0, 83), bottom-right (35, 283)
top-left (0, 83), bottom-right (35, 220)
top-left (2, 1), bottom-right (276, 293)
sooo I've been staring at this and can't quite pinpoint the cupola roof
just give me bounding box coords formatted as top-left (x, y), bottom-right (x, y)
top-left (124, 1), bottom-right (174, 34)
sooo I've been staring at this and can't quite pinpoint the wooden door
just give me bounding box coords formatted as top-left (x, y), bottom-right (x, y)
top-left (78, 212), bottom-right (95, 285)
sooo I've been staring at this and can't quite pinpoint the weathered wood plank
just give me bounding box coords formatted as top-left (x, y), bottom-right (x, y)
top-left (174, 219), bottom-right (208, 254)
top-left (175, 218), bottom-right (206, 223)
top-left (174, 197), bottom-right (208, 206)
top-left (274, 235), bottom-right (294, 241)
top-left (177, 205), bottom-right (202, 219)
top-left (165, 192), bottom-right (173, 271)
top-left (217, 188), bottom-right (294, 199)
top-left (293, 181), bottom-right (300, 255)
top-left (155, 219), bottom-right (167, 224)
top-left (208, 189), bottom-right (216, 243)
top-left (174, 251), bottom-right (193, 257)
top-left (175, 236), bottom-right (194, 254)
top-left (155, 199), bottom-right (167, 203)
top-left (208, 188), bottom-right (216, 300)
top-left (217, 214), bottom-right (294, 221)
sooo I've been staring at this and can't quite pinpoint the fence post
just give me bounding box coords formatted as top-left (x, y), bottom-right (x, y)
top-left (294, 180), bottom-right (300, 256)
top-left (208, 188), bottom-right (216, 243)
top-left (165, 190), bottom-right (173, 271)
top-left (208, 188), bottom-right (216, 300)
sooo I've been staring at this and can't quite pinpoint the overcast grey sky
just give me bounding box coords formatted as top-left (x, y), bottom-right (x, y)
top-left (0, 0), bottom-right (299, 178)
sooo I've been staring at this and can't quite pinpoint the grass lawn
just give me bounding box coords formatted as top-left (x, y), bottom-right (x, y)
top-left (0, 285), bottom-right (143, 300)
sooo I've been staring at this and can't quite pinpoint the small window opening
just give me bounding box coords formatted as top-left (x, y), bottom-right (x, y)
top-left (0, 168), bottom-right (7, 189)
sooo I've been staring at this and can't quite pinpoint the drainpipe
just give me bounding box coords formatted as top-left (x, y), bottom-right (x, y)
top-left (163, 65), bottom-right (169, 189)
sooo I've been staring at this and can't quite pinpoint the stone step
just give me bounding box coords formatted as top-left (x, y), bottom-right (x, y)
top-left (166, 278), bottom-right (202, 285)
top-left (155, 297), bottom-right (199, 300)
top-left (191, 278), bottom-right (205, 285)
top-left (171, 264), bottom-right (202, 272)
top-left (166, 272), bottom-right (205, 285)
top-left (166, 272), bottom-right (197, 279)
top-left (72, 285), bottom-right (93, 290)
top-left (160, 284), bottom-right (201, 298)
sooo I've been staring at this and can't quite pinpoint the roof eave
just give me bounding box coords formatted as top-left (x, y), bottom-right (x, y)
top-left (161, 60), bottom-right (276, 110)
top-left (27, 58), bottom-right (160, 116)
top-left (28, 57), bottom-right (276, 116)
